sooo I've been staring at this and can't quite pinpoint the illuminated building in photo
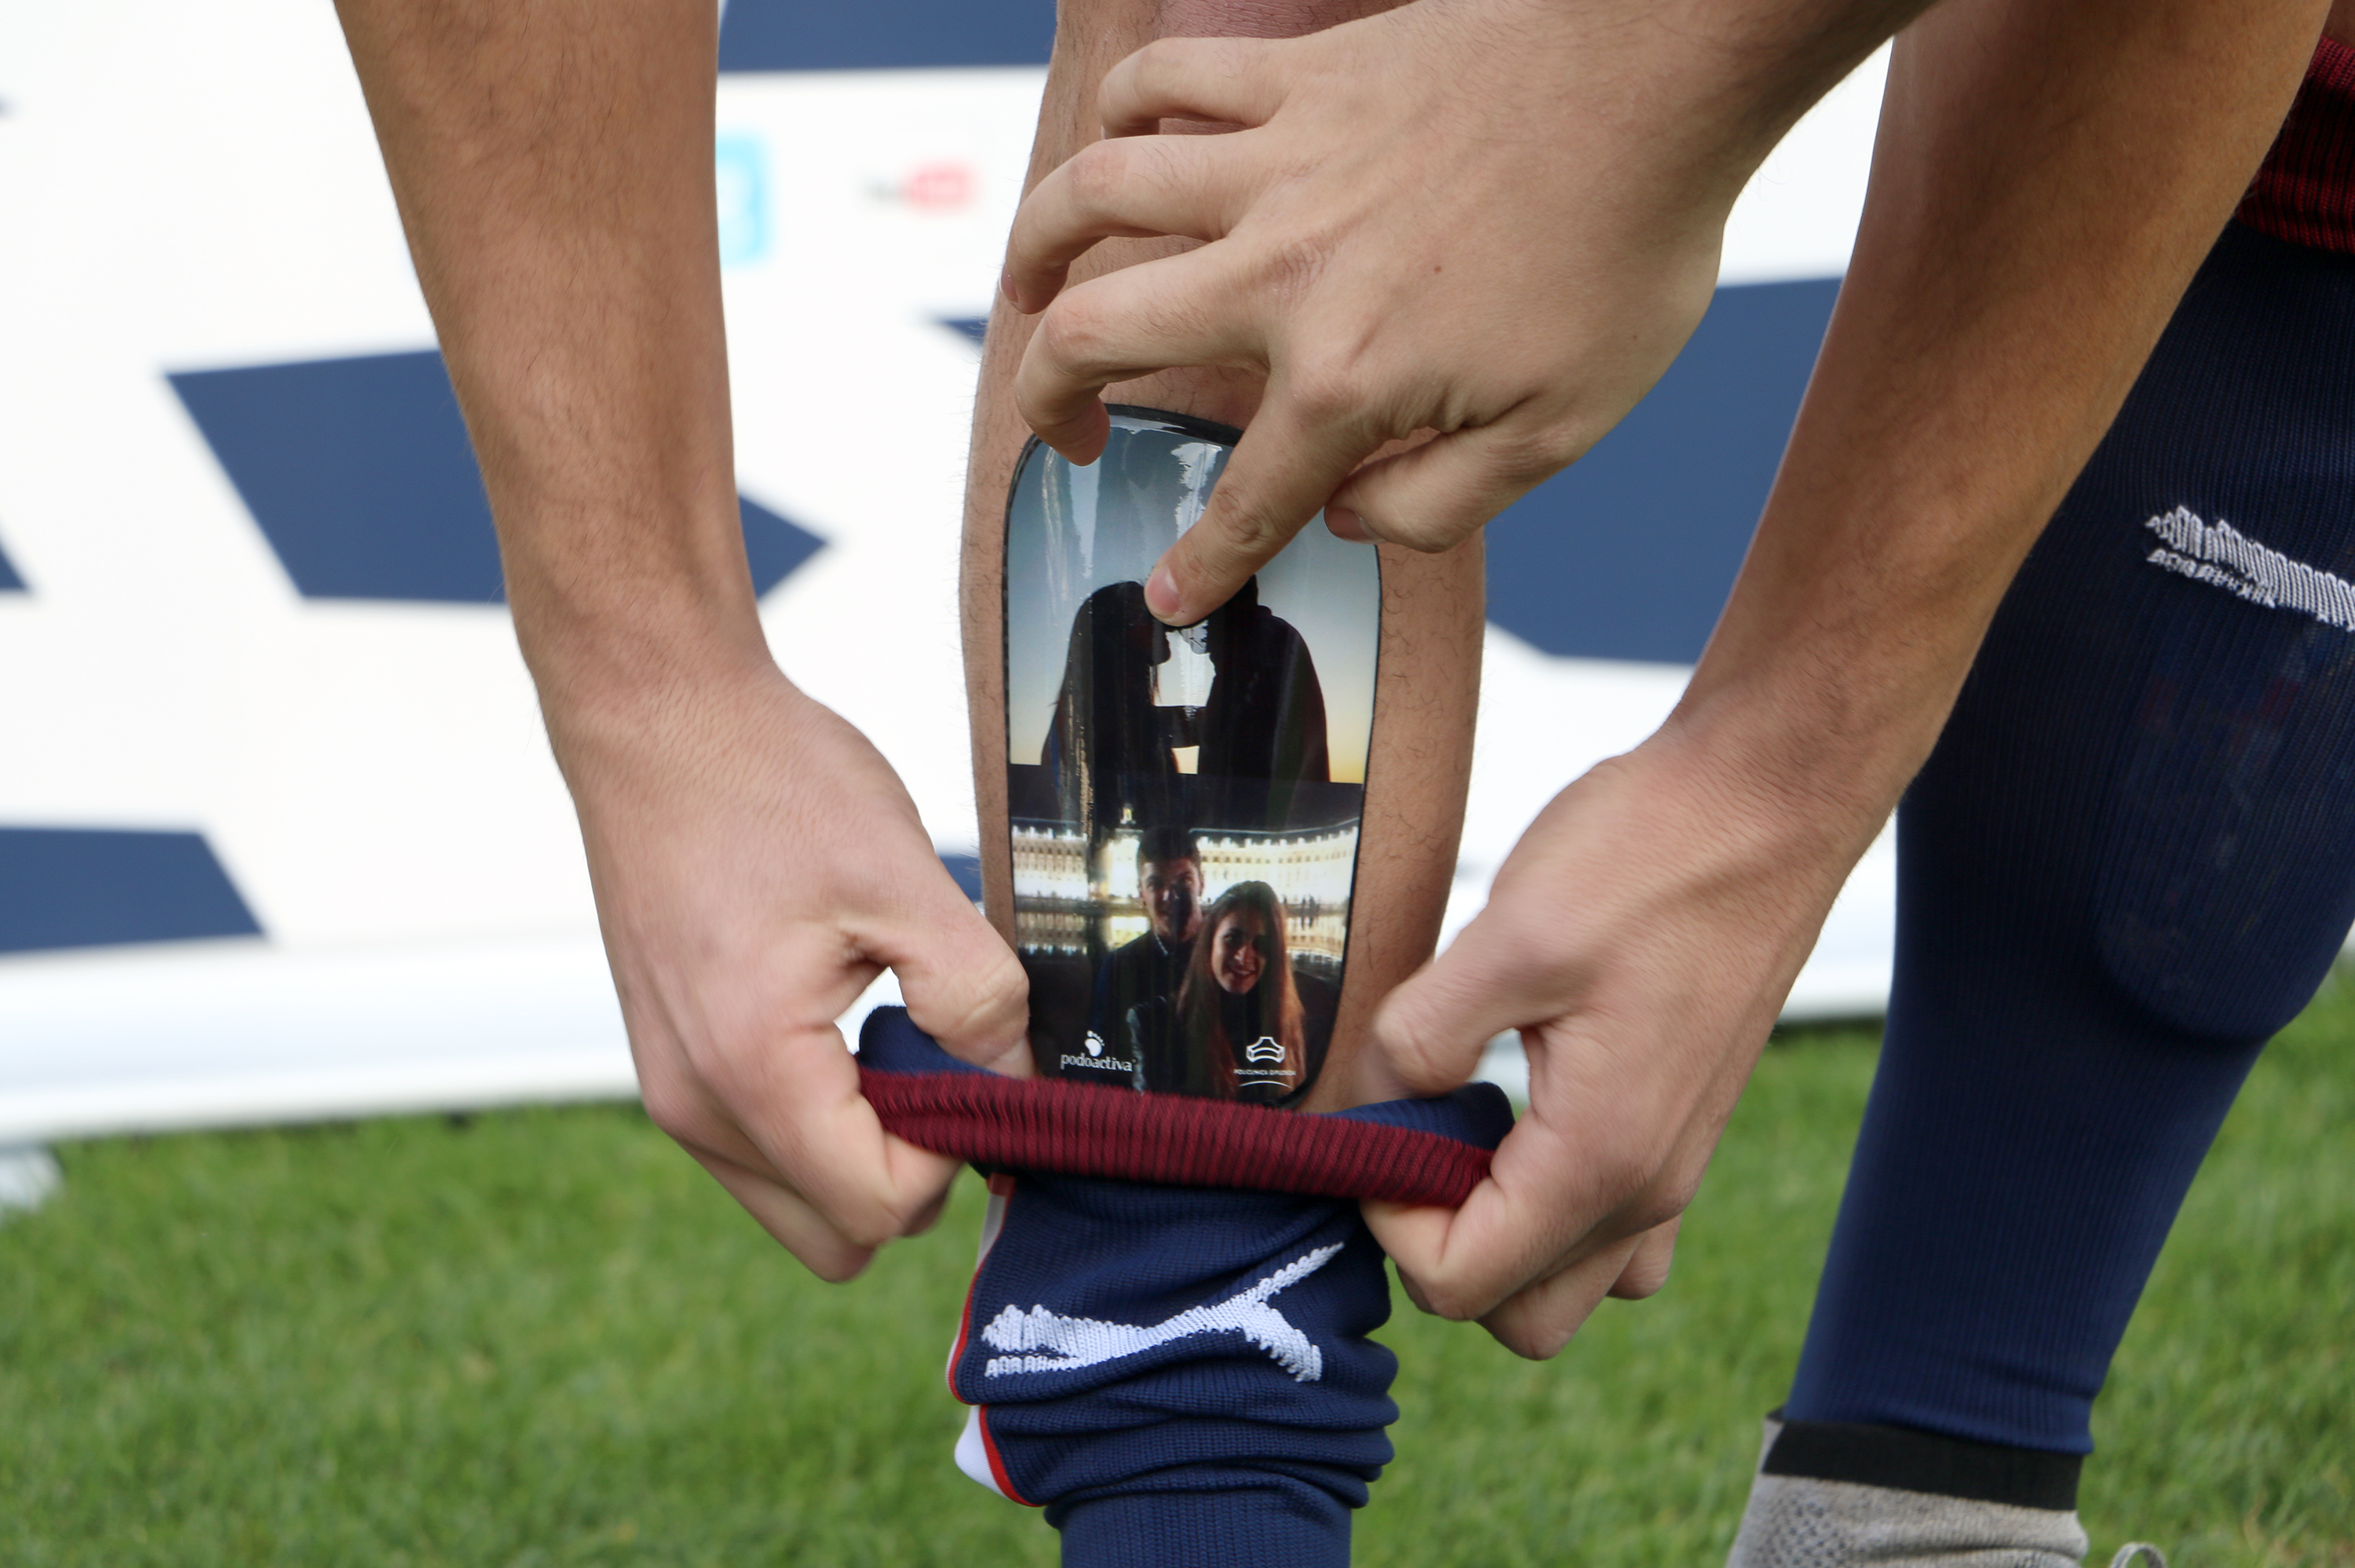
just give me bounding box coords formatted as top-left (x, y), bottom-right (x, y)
top-left (1011, 821), bottom-right (1359, 972)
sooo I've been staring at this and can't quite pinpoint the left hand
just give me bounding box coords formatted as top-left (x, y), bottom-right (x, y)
top-left (1356, 716), bottom-right (1868, 1357)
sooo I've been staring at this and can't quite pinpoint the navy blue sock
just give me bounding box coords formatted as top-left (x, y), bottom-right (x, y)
top-left (856, 1008), bottom-right (1513, 1564)
top-left (1785, 222), bottom-right (2355, 1458)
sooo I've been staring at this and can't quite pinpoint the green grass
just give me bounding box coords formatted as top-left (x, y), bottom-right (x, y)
top-left (3, 984), bottom-right (2348, 1566)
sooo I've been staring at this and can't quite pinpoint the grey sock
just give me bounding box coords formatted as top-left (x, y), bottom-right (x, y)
top-left (1727, 1417), bottom-right (2091, 1568)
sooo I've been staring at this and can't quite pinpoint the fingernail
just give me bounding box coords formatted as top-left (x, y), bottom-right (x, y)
top-left (1145, 564), bottom-right (1182, 622)
top-left (999, 268), bottom-right (1018, 306)
top-left (1326, 505), bottom-right (1369, 542)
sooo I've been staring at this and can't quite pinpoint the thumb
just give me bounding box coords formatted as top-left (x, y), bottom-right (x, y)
top-left (1327, 414), bottom-right (1576, 556)
top-left (1368, 914), bottom-right (1561, 1097)
top-left (876, 863), bottom-right (1032, 1078)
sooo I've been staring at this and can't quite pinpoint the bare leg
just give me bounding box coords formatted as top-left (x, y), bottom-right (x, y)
top-left (962, 0), bottom-right (1484, 1112)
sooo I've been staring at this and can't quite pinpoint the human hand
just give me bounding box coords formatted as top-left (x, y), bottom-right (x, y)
top-left (1001, 0), bottom-right (1767, 624)
top-left (1358, 717), bottom-right (1875, 1357)
top-left (554, 649), bottom-right (1029, 1281)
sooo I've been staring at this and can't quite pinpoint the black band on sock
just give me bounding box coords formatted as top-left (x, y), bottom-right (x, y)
top-left (1762, 1413), bottom-right (2083, 1511)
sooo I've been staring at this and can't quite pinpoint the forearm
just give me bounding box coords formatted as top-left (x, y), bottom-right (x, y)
top-left (338, 1), bottom-right (1030, 1282)
top-left (1677, 0), bottom-right (2328, 841)
top-left (334, 0), bottom-right (761, 724)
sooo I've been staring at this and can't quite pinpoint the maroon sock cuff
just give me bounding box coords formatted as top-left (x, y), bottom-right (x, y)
top-left (857, 1008), bottom-right (1511, 1206)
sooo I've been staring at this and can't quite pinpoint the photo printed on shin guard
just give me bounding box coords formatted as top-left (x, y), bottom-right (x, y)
top-left (1005, 408), bottom-right (1379, 1107)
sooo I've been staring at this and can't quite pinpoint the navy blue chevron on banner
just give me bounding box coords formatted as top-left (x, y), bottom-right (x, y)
top-left (170, 350), bottom-right (823, 604)
top-left (1484, 276), bottom-right (1841, 665)
top-left (718, 0), bottom-right (1054, 73)
top-left (0, 829), bottom-right (263, 955)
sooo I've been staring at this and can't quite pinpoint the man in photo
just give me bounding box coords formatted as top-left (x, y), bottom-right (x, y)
top-left (1085, 826), bottom-right (1205, 1070)
top-left (1042, 571), bottom-right (1330, 814)
top-left (1197, 578), bottom-right (1328, 792)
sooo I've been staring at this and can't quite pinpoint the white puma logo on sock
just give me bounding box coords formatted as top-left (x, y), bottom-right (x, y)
top-left (2145, 506), bottom-right (2355, 631)
top-left (979, 1243), bottom-right (1343, 1382)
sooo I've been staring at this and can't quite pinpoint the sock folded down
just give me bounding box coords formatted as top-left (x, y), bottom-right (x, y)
top-left (856, 1009), bottom-right (1515, 1566)
top-left (856, 1007), bottom-right (1513, 1205)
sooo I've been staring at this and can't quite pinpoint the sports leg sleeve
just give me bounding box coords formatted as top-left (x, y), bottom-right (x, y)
top-left (1781, 220), bottom-right (2355, 1457)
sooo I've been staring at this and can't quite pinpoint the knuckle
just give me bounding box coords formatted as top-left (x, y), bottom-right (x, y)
top-left (1631, 1177), bottom-right (1700, 1235)
top-left (1372, 512), bottom-right (1470, 555)
top-left (1130, 35), bottom-right (1187, 78)
top-left (638, 1081), bottom-right (705, 1144)
top-left (1375, 1013), bottom-right (1458, 1087)
top-left (1652, 1169), bottom-right (1703, 1220)
top-left (1488, 1306), bottom-right (1566, 1361)
top-left (801, 1244), bottom-right (873, 1285)
top-left (1065, 140), bottom-right (1130, 209)
top-left (1280, 354), bottom-right (1365, 429)
top-left (1214, 502), bottom-right (1291, 560)
top-left (1484, 425), bottom-right (1578, 488)
top-left (840, 1212), bottom-right (903, 1254)
top-left (1519, 1325), bottom-right (1576, 1361)
top-left (1035, 297), bottom-right (1108, 373)
top-left (1418, 1279), bottom-right (1492, 1323)
top-left (1585, 1147), bottom-right (1658, 1216)
top-left (1253, 235), bottom-right (1338, 312)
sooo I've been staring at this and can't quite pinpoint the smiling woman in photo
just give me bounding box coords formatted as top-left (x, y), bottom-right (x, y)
top-left (1126, 881), bottom-right (1308, 1103)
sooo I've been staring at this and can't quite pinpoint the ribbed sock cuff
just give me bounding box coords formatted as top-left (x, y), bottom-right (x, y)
top-left (856, 1007), bottom-right (1513, 1204)
top-left (1763, 1410), bottom-right (2084, 1511)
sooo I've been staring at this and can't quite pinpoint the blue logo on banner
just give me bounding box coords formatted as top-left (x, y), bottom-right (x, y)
top-left (170, 351), bottom-right (823, 603)
top-left (718, 0), bottom-right (1054, 72)
top-left (0, 537), bottom-right (24, 592)
top-left (1484, 276), bottom-right (1841, 665)
top-left (716, 135), bottom-right (769, 267)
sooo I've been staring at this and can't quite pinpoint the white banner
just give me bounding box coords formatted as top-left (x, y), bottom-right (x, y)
top-left (0, 0), bottom-right (1890, 1143)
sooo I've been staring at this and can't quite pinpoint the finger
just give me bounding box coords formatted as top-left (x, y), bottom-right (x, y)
top-left (1013, 244), bottom-right (1260, 466)
top-left (904, 1178), bottom-right (957, 1238)
top-left (876, 885), bottom-right (1032, 1078)
top-left (1606, 1214), bottom-right (1681, 1301)
top-left (687, 1005), bottom-right (966, 1249)
top-left (692, 1149), bottom-right (883, 1282)
top-left (1099, 35), bottom-right (1291, 137)
top-left (1327, 412), bottom-right (1577, 556)
top-left (1004, 133), bottom-right (1256, 312)
top-left (1366, 910), bottom-right (1566, 1098)
top-left (704, 1132), bottom-right (959, 1274)
top-left (1364, 1088), bottom-right (1648, 1321)
top-left (1143, 390), bottom-right (1371, 623)
top-left (1477, 1235), bottom-right (1644, 1359)
top-left (1364, 1166), bottom-right (1571, 1322)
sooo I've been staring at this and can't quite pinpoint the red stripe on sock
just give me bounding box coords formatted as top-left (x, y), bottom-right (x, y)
top-left (979, 1409), bottom-right (1035, 1507)
top-left (944, 1173), bottom-right (1017, 1399)
top-left (860, 1067), bottom-right (1493, 1205)
top-left (2240, 37), bottom-right (2355, 255)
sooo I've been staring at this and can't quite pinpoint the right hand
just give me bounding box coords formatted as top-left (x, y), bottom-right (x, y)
top-left (553, 649), bottom-right (1030, 1280)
